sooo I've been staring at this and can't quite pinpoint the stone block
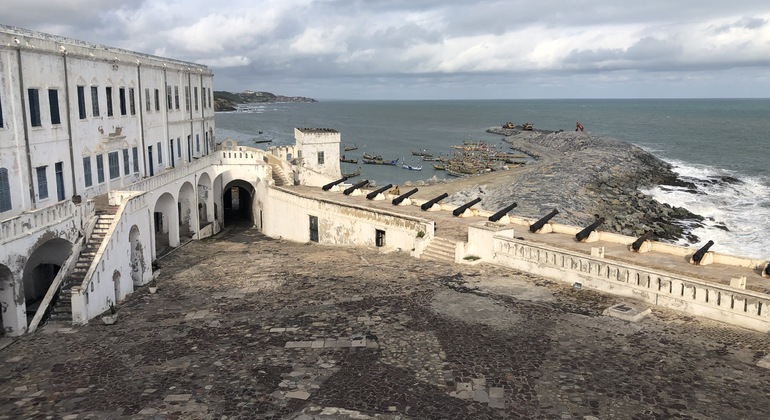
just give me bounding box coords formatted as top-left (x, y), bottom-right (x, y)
top-left (730, 276), bottom-right (747, 290)
top-left (474, 390), bottom-right (489, 403)
top-left (286, 390), bottom-right (311, 400)
top-left (603, 302), bottom-right (651, 322)
top-left (757, 354), bottom-right (770, 370)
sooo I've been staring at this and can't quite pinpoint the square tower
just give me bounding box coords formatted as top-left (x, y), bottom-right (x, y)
top-left (294, 128), bottom-right (341, 179)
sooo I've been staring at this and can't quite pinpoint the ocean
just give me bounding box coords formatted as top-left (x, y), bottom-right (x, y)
top-left (215, 99), bottom-right (770, 260)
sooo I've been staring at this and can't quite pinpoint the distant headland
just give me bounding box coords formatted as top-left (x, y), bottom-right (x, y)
top-left (213, 90), bottom-right (317, 112)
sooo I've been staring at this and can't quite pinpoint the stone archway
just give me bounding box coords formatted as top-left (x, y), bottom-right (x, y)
top-left (197, 172), bottom-right (214, 228)
top-left (178, 181), bottom-right (195, 239)
top-left (222, 179), bottom-right (255, 228)
top-left (129, 225), bottom-right (145, 286)
top-left (22, 238), bottom-right (73, 325)
top-left (153, 192), bottom-right (178, 258)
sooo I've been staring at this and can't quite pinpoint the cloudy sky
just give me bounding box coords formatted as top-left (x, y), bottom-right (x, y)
top-left (5, 0), bottom-right (770, 99)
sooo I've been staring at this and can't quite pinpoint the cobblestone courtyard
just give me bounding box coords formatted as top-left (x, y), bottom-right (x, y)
top-left (2, 226), bottom-right (770, 419)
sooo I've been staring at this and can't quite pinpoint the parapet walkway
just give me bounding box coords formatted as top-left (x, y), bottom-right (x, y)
top-left (291, 185), bottom-right (770, 294)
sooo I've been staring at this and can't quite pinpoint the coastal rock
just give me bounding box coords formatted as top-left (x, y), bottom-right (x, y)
top-left (455, 130), bottom-right (704, 242)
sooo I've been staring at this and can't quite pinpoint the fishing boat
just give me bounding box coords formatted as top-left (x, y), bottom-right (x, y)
top-left (363, 157), bottom-right (399, 165)
top-left (344, 144), bottom-right (358, 151)
top-left (432, 163), bottom-right (446, 170)
top-left (402, 163), bottom-right (422, 171)
top-left (362, 152), bottom-right (382, 160)
top-left (445, 167), bottom-right (467, 177)
top-left (342, 167), bottom-right (361, 178)
top-left (411, 149), bottom-right (432, 158)
top-left (340, 155), bottom-right (358, 164)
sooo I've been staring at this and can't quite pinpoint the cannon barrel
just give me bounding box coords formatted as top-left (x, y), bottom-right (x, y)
top-left (392, 188), bottom-right (418, 205)
top-left (692, 240), bottom-right (715, 264)
top-left (366, 184), bottom-right (393, 200)
top-left (452, 197), bottom-right (482, 217)
top-left (322, 176), bottom-right (348, 191)
top-left (343, 179), bottom-right (369, 195)
top-left (529, 209), bottom-right (559, 233)
top-left (631, 231), bottom-right (654, 251)
top-left (576, 217), bottom-right (605, 242)
top-left (420, 193), bottom-right (448, 211)
top-left (488, 203), bottom-right (518, 222)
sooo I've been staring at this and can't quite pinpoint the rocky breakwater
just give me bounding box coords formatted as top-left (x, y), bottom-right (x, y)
top-left (451, 128), bottom-right (703, 242)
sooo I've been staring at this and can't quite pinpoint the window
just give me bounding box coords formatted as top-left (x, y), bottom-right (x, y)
top-left (207, 88), bottom-right (212, 108)
top-left (177, 137), bottom-right (181, 158)
top-left (129, 88), bottom-right (136, 115)
top-left (28, 89), bottom-right (41, 127)
top-left (317, 151), bottom-right (325, 165)
top-left (36, 166), bottom-right (48, 199)
top-left (48, 89), bottom-right (61, 125)
top-left (106, 87), bottom-right (113, 117)
top-left (145, 88), bottom-right (150, 111)
top-left (132, 147), bottom-right (139, 173)
top-left (196, 134), bottom-right (200, 153)
top-left (166, 85), bottom-right (172, 110)
top-left (96, 154), bottom-right (104, 183)
top-left (0, 168), bottom-right (11, 212)
top-left (108, 151), bottom-right (119, 179)
top-left (157, 142), bottom-right (162, 163)
top-left (119, 88), bottom-right (127, 115)
top-left (194, 86), bottom-right (199, 111)
top-left (0, 93), bottom-right (3, 127)
top-left (174, 86), bottom-right (180, 110)
top-left (83, 157), bottom-right (92, 187)
top-left (154, 88), bottom-right (160, 111)
top-left (123, 148), bottom-right (130, 175)
top-left (309, 216), bottom-right (319, 242)
top-left (91, 86), bottom-right (100, 117)
top-left (77, 86), bottom-right (86, 120)
top-left (185, 86), bottom-right (190, 111)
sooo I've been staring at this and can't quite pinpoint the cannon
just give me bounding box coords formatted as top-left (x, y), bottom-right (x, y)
top-left (452, 197), bottom-right (482, 217)
top-left (420, 193), bottom-right (448, 211)
top-left (576, 217), bottom-right (605, 242)
top-left (529, 209), bottom-right (559, 233)
top-left (488, 202), bottom-right (518, 222)
top-left (691, 240), bottom-right (714, 265)
top-left (322, 176), bottom-right (348, 191)
top-left (630, 231), bottom-right (654, 252)
top-left (392, 188), bottom-right (418, 205)
top-left (366, 184), bottom-right (393, 200)
top-left (343, 179), bottom-right (369, 196)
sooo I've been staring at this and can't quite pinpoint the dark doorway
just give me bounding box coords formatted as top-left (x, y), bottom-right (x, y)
top-left (223, 185), bottom-right (252, 227)
top-left (376, 229), bottom-right (386, 247)
top-left (148, 146), bottom-right (154, 176)
top-left (55, 162), bottom-right (65, 201)
top-left (309, 216), bottom-right (319, 242)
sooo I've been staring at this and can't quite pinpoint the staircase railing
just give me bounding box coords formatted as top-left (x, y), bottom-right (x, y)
top-left (27, 200), bottom-right (97, 332)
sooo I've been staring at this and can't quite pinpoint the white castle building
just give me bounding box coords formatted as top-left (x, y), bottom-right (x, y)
top-left (2, 26), bottom-right (769, 339)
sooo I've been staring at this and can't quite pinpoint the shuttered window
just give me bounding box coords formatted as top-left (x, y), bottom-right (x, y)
top-left (132, 147), bottom-right (139, 173)
top-left (106, 87), bottom-right (113, 116)
top-left (123, 149), bottom-right (130, 175)
top-left (0, 168), bottom-right (11, 212)
top-left (119, 88), bottom-right (127, 115)
top-left (36, 166), bottom-right (48, 199)
top-left (48, 89), bottom-right (61, 125)
top-left (96, 154), bottom-right (104, 183)
top-left (91, 86), bottom-right (100, 116)
top-left (28, 89), bottom-right (41, 127)
top-left (108, 151), bottom-right (120, 179)
top-left (77, 86), bottom-right (86, 119)
top-left (83, 157), bottom-right (92, 187)
top-left (129, 88), bottom-right (136, 115)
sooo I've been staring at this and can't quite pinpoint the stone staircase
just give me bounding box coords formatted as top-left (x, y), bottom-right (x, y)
top-left (420, 237), bottom-right (457, 264)
top-left (47, 204), bottom-right (119, 323)
top-left (270, 163), bottom-right (293, 186)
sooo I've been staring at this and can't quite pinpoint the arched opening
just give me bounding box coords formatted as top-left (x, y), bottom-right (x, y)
top-left (129, 225), bottom-right (144, 286)
top-left (197, 172), bottom-right (214, 229)
top-left (178, 181), bottom-right (195, 240)
top-left (153, 192), bottom-right (179, 258)
top-left (22, 238), bottom-right (72, 325)
top-left (223, 180), bottom-right (255, 228)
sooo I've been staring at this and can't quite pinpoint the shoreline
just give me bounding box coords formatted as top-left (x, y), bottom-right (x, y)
top-left (406, 127), bottom-right (705, 244)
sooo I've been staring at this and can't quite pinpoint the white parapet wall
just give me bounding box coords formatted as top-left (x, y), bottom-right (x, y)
top-left (486, 232), bottom-right (770, 333)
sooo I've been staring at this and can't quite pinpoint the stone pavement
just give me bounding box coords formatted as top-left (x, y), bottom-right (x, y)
top-left (2, 226), bottom-right (770, 419)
